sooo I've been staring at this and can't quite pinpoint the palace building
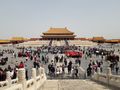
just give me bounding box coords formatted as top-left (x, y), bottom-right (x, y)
top-left (41, 27), bottom-right (76, 40)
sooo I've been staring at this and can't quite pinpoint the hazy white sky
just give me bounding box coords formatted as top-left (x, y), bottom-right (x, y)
top-left (0, 0), bottom-right (120, 39)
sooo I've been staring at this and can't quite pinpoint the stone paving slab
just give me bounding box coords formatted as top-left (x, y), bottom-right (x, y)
top-left (42, 79), bottom-right (114, 90)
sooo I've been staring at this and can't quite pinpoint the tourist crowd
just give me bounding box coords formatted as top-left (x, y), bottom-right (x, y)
top-left (0, 43), bottom-right (120, 81)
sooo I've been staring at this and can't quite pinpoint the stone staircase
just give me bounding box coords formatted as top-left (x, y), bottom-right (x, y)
top-left (42, 79), bottom-right (114, 90)
top-left (64, 40), bottom-right (69, 46)
top-left (49, 40), bottom-right (53, 46)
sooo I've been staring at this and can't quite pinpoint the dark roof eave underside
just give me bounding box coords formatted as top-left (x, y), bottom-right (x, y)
top-left (43, 33), bottom-right (74, 35)
top-left (41, 35), bottom-right (76, 37)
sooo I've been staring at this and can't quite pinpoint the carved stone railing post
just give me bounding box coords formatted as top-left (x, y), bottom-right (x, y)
top-left (106, 67), bottom-right (112, 75)
top-left (97, 67), bottom-right (101, 74)
top-left (17, 68), bottom-right (26, 90)
top-left (43, 68), bottom-right (46, 80)
top-left (6, 71), bottom-right (11, 87)
top-left (106, 67), bottom-right (112, 85)
top-left (38, 67), bottom-right (46, 80)
top-left (32, 68), bottom-right (37, 90)
top-left (96, 67), bottom-right (101, 80)
top-left (41, 67), bottom-right (44, 79)
top-left (38, 67), bottom-right (41, 76)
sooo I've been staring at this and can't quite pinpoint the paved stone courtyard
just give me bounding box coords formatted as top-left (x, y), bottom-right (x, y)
top-left (42, 80), bottom-right (117, 90)
top-left (0, 44), bottom-right (120, 90)
top-left (0, 44), bottom-right (120, 80)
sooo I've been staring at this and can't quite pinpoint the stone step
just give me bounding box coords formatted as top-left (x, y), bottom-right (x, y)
top-left (42, 79), bottom-right (113, 90)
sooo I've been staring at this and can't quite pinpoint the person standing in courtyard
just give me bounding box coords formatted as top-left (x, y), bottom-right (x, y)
top-left (68, 61), bottom-right (72, 74)
top-left (115, 64), bottom-right (119, 75)
top-left (19, 61), bottom-right (24, 68)
top-left (64, 58), bottom-right (67, 67)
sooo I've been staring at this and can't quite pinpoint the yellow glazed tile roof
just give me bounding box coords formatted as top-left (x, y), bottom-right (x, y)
top-left (44, 27), bottom-right (74, 34)
top-left (0, 40), bottom-right (10, 43)
top-left (92, 37), bottom-right (105, 41)
top-left (10, 37), bottom-right (28, 41)
top-left (106, 39), bottom-right (120, 43)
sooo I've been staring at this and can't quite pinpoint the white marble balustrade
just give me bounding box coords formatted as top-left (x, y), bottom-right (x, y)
top-left (0, 67), bottom-right (46, 90)
top-left (92, 67), bottom-right (120, 88)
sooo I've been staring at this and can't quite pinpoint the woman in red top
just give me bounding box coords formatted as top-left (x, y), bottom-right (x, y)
top-left (19, 62), bottom-right (24, 68)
